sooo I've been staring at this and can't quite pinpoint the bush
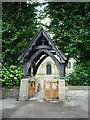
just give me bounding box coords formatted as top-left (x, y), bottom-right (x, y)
top-left (2, 64), bottom-right (23, 88)
top-left (66, 61), bottom-right (90, 86)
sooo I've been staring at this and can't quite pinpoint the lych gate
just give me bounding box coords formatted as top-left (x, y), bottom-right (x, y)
top-left (18, 27), bottom-right (67, 101)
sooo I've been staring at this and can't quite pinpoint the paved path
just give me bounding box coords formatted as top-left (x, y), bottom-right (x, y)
top-left (35, 75), bottom-right (54, 100)
top-left (1, 98), bottom-right (88, 118)
top-left (30, 90), bottom-right (44, 101)
top-left (33, 75), bottom-right (55, 101)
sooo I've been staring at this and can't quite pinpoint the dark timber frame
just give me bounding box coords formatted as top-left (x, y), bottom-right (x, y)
top-left (18, 27), bottom-right (67, 79)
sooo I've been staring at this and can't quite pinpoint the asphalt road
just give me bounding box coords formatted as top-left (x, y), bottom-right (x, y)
top-left (0, 98), bottom-right (88, 119)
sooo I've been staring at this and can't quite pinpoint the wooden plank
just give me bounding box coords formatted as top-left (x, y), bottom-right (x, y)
top-left (44, 80), bottom-right (59, 99)
top-left (28, 81), bottom-right (36, 97)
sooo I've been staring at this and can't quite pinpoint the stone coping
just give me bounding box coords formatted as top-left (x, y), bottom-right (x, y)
top-left (2, 86), bottom-right (90, 90)
top-left (21, 76), bottom-right (36, 81)
top-left (66, 86), bottom-right (90, 90)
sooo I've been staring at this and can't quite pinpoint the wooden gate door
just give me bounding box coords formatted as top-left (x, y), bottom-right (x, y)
top-left (44, 80), bottom-right (59, 99)
top-left (28, 81), bottom-right (36, 97)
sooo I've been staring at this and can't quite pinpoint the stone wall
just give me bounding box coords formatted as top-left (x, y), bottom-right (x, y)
top-left (65, 86), bottom-right (90, 100)
top-left (0, 87), bottom-right (19, 99)
top-left (0, 86), bottom-right (90, 100)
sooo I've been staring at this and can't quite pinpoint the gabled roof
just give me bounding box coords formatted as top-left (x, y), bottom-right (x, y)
top-left (18, 26), bottom-right (67, 63)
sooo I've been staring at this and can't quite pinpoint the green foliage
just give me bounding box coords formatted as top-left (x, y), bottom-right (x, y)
top-left (2, 65), bottom-right (23, 88)
top-left (2, 2), bottom-right (39, 65)
top-left (43, 3), bottom-right (90, 86)
top-left (44, 2), bottom-right (90, 62)
top-left (66, 61), bottom-right (90, 86)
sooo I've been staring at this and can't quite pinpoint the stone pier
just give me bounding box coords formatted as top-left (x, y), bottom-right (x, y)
top-left (58, 79), bottom-right (65, 100)
top-left (19, 78), bottom-right (28, 101)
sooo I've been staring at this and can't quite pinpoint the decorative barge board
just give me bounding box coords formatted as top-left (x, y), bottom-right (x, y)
top-left (18, 27), bottom-right (67, 101)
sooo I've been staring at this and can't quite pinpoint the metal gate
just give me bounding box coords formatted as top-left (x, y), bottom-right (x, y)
top-left (44, 80), bottom-right (59, 99)
top-left (28, 81), bottom-right (36, 97)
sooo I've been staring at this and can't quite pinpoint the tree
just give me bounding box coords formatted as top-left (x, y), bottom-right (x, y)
top-left (2, 2), bottom-right (39, 65)
top-left (66, 60), bottom-right (90, 86)
top-left (43, 2), bottom-right (90, 85)
top-left (44, 2), bottom-right (90, 63)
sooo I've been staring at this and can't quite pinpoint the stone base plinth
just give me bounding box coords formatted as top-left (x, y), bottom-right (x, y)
top-left (19, 78), bottom-right (28, 101)
top-left (58, 79), bottom-right (65, 100)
